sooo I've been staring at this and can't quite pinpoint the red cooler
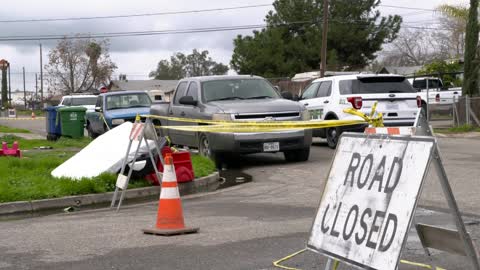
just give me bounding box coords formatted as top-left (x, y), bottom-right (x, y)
top-left (145, 147), bottom-right (195, 185)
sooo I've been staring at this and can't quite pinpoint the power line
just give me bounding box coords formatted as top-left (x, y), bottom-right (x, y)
top-left (378, 4), bottom-right (435, 12)
top-left (0, 24), bottom-right (269, 41)
top-left (0, 3), bottom-right (273, 23)
top-left (0, 18), bottom-right (453, 42)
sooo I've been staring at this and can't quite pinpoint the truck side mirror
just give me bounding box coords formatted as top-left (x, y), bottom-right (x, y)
top-left (179, 96), bottom-right (198, 106)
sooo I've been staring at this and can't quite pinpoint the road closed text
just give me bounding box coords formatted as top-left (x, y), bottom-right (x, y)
top-left (320, 152), bottom-right (402, 252)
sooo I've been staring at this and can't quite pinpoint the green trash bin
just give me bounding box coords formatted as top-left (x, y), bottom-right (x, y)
top-left (58, 106), bottom-right (87, 138)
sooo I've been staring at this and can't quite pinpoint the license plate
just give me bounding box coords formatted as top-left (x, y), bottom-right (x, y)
top-left (263, 142), bottom-right (280, 152)
top-left (386, 103), bottom-right (399, 110)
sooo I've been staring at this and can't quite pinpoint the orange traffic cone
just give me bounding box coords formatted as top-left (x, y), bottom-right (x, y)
top-left (31, 111), bottom-right (36, 119)
top-left (142, 153), bottom-right (199, 236)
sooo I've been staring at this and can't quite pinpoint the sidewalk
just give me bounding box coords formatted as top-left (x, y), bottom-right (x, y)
top-left (0, 132), bottom-right (45, 140)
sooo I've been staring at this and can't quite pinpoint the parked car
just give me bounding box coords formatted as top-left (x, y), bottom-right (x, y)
top-left (299, 74), bottom-right (422, 148)
top-left (58, 95), bottom-right (98, 113)
top-left (85, 91), bottom-right (152, 138)
top-left (150, 75), bottom-right (313, 166)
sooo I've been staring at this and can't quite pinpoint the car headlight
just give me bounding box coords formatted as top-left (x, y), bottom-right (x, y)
top-left (112, 119), bottom-right (125, 125)
top-left (212, 113), bottom-right (233, 121)
top-left (301, 110), bottom-right (311, 121)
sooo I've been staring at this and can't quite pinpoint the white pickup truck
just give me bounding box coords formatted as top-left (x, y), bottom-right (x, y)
top-left (408, 77), bottom-right (462, 109)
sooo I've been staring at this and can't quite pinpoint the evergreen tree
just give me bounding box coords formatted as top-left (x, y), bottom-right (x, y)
top-left (231, 0), bottom-right (402, 77)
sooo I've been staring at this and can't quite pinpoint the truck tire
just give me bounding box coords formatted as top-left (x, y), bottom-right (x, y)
top-left (198, 133), bottom-right (222, 169)
top-left (326, 127), bottom-right (339, 149)
top-left (87, 123), bottom-right (99, 139)
top-left (283, 147), bottom-right (310, 162)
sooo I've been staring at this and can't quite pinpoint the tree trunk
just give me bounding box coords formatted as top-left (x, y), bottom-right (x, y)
top-left (462, 0), bottom-right (479, 96)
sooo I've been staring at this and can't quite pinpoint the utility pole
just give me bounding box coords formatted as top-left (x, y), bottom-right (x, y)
top-left (40, 43), bottom-right (44, 108)
top-left (8, 64), bottom-right (11, 106)
top-left (23, 67), bottom-right (27, 109)
top-left (35, 73), bottom-right (39, 110)
top-left (320, 0), bottom-right (329, 78)
top-left (35, 73), bottom-right (38, 104)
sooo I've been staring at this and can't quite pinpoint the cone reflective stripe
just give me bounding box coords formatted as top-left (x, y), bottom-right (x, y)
top-left (143, 153), bottom-right (199, 236)
top-left (364, 127), bottom-right (415, 136)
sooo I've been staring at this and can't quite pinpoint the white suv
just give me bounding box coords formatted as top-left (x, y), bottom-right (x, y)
top-left (299, 74), bottom-right (421, 148)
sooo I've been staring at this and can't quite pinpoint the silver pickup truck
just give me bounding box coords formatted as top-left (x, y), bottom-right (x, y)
top-left (150, 75), bottom-right (312, 166)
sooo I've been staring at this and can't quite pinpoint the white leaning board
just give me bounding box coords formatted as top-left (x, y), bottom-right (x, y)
top-left (308, 133), bottom-right (435, 270)
top-left (51, 122), bottom-right (155, 180)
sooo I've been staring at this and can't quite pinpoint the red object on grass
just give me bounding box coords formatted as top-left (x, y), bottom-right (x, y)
top-left (0, 141), bottom-right (22, 157)
top-left (145, 147), bottom-right (195, 185)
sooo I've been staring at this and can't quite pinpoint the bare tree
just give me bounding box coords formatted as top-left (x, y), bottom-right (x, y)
top-left (381, 28), bottom-right (448, 66)
top-left (45, 38), bottom-right (117, 94)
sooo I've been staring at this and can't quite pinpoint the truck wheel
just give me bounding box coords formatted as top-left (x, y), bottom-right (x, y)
top-left (326, 127), bottom-right (339, 149)
top-left (198, 133), bottom-right (222, 169)
top-left (87, 123), bottom-right (98, 139)
top-left (284, 147), bottom-right (310, 162)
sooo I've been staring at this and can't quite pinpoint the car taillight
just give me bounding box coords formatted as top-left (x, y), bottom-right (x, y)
top-left (435, 94), bottom-right (440, 102)
top-left (416, 96), bottom-right (422, 108)
top-left (347, 96), bottom-right (362, 110)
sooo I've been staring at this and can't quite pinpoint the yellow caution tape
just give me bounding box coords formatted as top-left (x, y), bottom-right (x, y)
top-left (400, 259), bottom-right (446, 270)
top-left (272, 248), bottom-right (445, 270)
top-left (157, 119), bottom-right (366, 133)
top-left (273, 248), bottom-right (307, 270)
top-left (143, 102), bottom-right (384, 133)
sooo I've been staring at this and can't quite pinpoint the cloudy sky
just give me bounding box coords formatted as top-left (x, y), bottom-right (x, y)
top-left (0, 0), bottom-right (464, 93)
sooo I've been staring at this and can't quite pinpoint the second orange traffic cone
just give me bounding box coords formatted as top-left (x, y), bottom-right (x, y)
top-left (142, 153), bottom-right (199, 236)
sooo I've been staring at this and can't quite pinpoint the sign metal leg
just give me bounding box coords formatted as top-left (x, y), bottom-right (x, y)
top-left (116, 133), bottom-right (145, 211)
top-left (111, 139), bottom-right (134, 208)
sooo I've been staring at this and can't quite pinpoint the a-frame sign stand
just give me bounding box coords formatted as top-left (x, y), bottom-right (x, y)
top-left (413, 110), bottom-right (480, 270)
top-left (310, 109), bottom-right (480, 270)
top-left (110, 117), bottom-right (167, 211)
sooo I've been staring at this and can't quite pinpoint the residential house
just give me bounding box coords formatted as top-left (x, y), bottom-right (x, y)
top-left (108, 79), bottom-right (178, 102)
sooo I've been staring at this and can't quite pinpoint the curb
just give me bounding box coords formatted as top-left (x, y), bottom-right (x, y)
top-left (435, 132), bottom-right (480, 139)
top-left (0, 172), bottom-right (220, 216)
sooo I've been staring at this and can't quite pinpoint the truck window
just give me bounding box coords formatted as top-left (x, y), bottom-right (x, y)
top-left (62, 97), bottom-right (71, 106)
top-left (412, 79), bottom-right (442, 89)
top-left (202, 79), bottom-right (280, 102)
top-left (71, 97), bottom-right (97, 106)
top-left (186, 82), bottom-right (199, 101)
top-left (106, 93), bottom-right (151, 110)
top-left (174, 82), bottom-right (188, 104)
top-left (339, 77), bottom-right (415, 95)
top-left (316, 81), bottom-right (332, 97)
top-left (301, 82), bottom-right (320, 99)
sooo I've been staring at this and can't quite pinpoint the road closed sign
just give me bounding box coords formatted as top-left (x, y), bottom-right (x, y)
top-left (308, 133), bottom-right (435, 270)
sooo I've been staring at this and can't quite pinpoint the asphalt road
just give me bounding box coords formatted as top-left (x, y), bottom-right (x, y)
top-left (1, 136), bottom-right (479, 270)
top-left (0, 118), bottom-right (47, 136)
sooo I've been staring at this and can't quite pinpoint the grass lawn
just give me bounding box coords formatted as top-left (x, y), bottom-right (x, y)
top-left (0, 135), bottom-right (91, 150)
top-left (434, 125), bottom-right (480, 134)
top-left (0, 125), bottom-right (31, 133)
top-left (0, 147), bottom-right (215, 203)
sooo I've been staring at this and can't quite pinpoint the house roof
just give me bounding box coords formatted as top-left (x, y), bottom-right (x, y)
top-left (378, 66), bottom-right (422, 76)
top-left (110, 80), bottom-right (178, 92)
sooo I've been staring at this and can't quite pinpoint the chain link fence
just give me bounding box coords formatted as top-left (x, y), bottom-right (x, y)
top-left (451, 96), bottom-right (480, 127)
